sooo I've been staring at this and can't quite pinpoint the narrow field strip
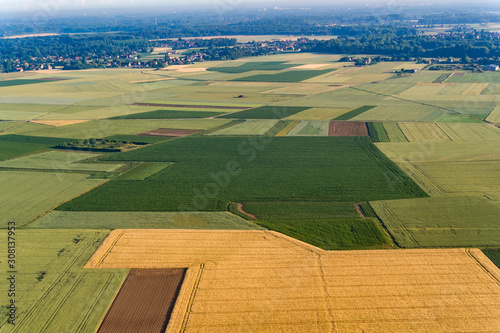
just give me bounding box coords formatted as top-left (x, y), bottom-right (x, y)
top-left (274, 120), bottom-right (299, 136)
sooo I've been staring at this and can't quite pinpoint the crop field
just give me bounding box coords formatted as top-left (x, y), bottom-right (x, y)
top-left (0, 151), bottom-right (123, 172)
top-left (366, 122), bottom-right (390, 142)
top-left (328, 121), bottom-right (368, 137)
top-left (0, 171), bottom-right (107, 226)
top-left (397, 122), bottom-right (500, 142)
top-left (86, 229), bottom-right (500, 332)
top-left (283, 107), bottom-right (351, 120)
top-left (0, 230), bottom-right (127, 333)
top-left (208, 119), bottom-right (278, 135)
top-left (232, 69), bottom-right (334, 82)
top-left (207, 61), bottom-right (298, 73)
top-left (377, 141), bottom-right (500, 198)
top-left (108, 109), bottom-right (225, 119)
top-left (97, 269), bottom-right (185, 333)
top-left (382, 122), bottom-right (408, 142)
top-left (285, 120), bottom-right (329, 136)
top-left (2, 119), bottom-right (229, 139)
top-left (218, 106), bottom-right (309, 119)
top-left (370, 196), bottom-right (500, 248)
top-left (57, 136), bottom-right (426, 212)
top-left (29, 211), bottom-right (264, 229)
top-left (3, 54), bottom-right (500, 331)
top-left (0, 134), bottom-right (73, 160)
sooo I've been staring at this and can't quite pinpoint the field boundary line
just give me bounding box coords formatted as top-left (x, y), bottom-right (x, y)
top-left (466, 248), bottom-right (500, 286)
top-left (84, 230), bottom-right (124, 268)
top-left (96, 231), bottom-right (124, 268)
top-left (177, 263), bottom-right (205, 333)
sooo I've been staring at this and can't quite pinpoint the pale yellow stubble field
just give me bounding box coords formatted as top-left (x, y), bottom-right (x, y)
top-left (87, 229), bottom-right (500, 333)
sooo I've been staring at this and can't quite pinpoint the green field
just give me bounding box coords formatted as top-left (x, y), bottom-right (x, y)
top-left (233, 69), bottom-right (334, 82)
top-left (207, 61), bottom-right (297, 73)
top-left (0, 151), bottom-right (123, 172)
top-left (370, 196), bottom-right (500, 248)
top-left (219, 106), bottom-right (310, 119)
top-left (115, 162), bottom-right (172, 180)
top-left (0, 229), bottom-right (127, 332)
top-left (334, 105), bottom-right (376, 121)
top-left (382, 122), bottom-right (408, 142)
top-left (108, 109), bottom-right (225, 119)
top-left (0, 171), bottom-right (106, 226)
top-left (242, 201), bottom-right (361, 219)
top-left (0, 79), bottom-right (54, 87)
top-left (483, 249), bottom-right (500, 268)
top-left (29, 211), bottom-right (263, 229)
top-left (366, 122), bottom-right (390, 142)
top-left (257, 218), bottom-right (391, 250)
top-left (0, 135), bottom-right (74, 160)
top-left (57, 136), bottom-right (426, 212)
top-left (208, 119), bottom-right (279, 135)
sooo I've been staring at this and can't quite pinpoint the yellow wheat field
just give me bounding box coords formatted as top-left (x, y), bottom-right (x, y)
top-left (87, 229), bottom-right (500, 333)
top-left (29, 119), bottom-right (90, 127)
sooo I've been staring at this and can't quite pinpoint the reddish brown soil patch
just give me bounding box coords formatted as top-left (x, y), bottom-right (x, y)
top-left (328, 121), bottom-right (369, 136)
top-left (136, 128), bottom-right (201, 137)
top-left (97, 268), bottom-right (186, 333)
top-left (237, 203), bottom-right (257, 219)
top-left (132, 102), bottom-right (249, 110)
top-left (452, 72), bottom-right (466, 76)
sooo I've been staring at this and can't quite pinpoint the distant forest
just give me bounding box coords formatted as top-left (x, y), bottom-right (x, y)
top-left (1, 12), bottom-right (500, 72)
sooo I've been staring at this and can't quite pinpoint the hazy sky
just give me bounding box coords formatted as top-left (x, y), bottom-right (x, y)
top-left (0, 0), bottom-right (434, 13)
top-left (0, 0), bottom-right (498, 14)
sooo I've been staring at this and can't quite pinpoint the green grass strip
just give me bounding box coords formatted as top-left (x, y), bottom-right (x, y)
top-left (367, 122), bottom-right (389, 142)
top-left (108, 110), bottom-right (224, 120)
top-left (334, 105), bottom-right (376, 121)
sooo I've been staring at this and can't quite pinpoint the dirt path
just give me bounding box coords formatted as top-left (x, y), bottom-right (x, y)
top-left (355, 204), bottom-right (365, 219)
top-left (237, 203), bottom-right (257, 219)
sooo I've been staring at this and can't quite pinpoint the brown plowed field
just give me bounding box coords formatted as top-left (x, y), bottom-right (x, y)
top-left (328, 121), bottom-right (369, 136)
top-left (132, 103), bottom-right (248, 110)
top-left (87, 230), bottom-right (500, 333)
top-left (97, 268), bottom-right (185, 333)
top-left (136, 128), bottom-right (201, 137)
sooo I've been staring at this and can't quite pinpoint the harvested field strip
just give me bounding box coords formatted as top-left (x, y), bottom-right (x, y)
top-left (97, 269), bottom-right (185, 333)
top-left (382, 123), bottom-right (408, 142)
top-left (333, 105), bottom-right (376, 121)
top-left (275, 121), bottom-right (299, 136)
top-left (87, 230), bottom-right (500, 332)
top-left (136, 128), bottom-right (201, 137)
top-left (462, 83), bottom-right (489, 95)
top-left (328, 121), bottom-right (368, 137)
top-left (131, 103), bottom-right (248, 110)
top-left (398, 122), bottom-right (452, 142)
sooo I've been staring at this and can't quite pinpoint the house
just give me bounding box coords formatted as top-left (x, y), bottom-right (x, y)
top-left (483, 64), bottom-right (499, 71)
